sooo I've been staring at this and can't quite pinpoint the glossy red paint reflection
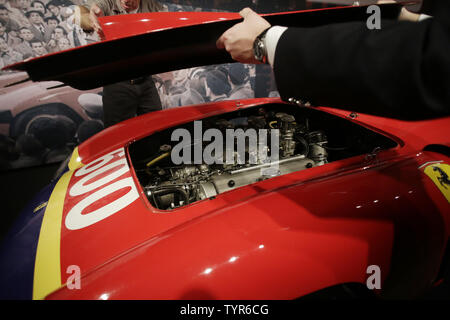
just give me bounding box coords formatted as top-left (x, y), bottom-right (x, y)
top-left (45, 99), bottom-right (450, 300)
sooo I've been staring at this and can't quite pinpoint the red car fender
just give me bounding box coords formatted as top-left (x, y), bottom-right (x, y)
top-left (46, 151), bottom-right (449, 300)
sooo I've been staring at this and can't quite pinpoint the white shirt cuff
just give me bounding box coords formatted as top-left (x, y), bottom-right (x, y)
top-left (418, 14), bottom-right (432, 21)
top-left (266, 26), bottom-right (288, 67)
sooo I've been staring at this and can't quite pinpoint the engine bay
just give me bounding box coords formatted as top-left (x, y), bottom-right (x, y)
top-left (129, 103), bottom-right (398, 210)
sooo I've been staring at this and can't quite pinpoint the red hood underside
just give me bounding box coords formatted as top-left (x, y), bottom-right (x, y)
top-left (3, 4), bottom-right (401, 90)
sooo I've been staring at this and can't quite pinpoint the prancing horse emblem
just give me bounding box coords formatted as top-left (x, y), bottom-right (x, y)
top-left (433, 166), bottom-right (450, 189)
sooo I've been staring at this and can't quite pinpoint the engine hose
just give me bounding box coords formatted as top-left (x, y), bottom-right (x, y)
top-left (146, 152), bottom-right (171, 168)
top-left (145, 152), bottom-right (171, 176)
top-left (269, 121), bottom-right (278, 129)
top-left (296, 136), bottom-right (309, 156)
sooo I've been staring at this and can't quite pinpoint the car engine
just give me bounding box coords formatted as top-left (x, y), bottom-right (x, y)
top-left (129, 103), bottom-right (397, 210)
top-left (140, 109), bottom-right (329, 210)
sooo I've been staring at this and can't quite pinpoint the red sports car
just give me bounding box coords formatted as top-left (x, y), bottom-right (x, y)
top-left (0, 4), bottom-right (449, 300)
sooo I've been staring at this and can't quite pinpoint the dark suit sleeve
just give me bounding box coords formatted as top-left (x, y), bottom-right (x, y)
top-left (273, 7), bottom-right (450, 120)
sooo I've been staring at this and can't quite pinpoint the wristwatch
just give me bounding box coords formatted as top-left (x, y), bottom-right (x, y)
top-left (253, 27), bottom-right (271, 64)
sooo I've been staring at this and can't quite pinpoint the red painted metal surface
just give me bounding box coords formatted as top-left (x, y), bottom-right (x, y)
top-left (47, 151), bottom-right (449, 299)
top-left (98, 6), bottom-right (359, 40)
top-left (2, 4), bottom-right (402, 90)
top-left (100, 11), bottom-right (242, 40)
top-left (76, 98), bottom-right (450, 165)
top-left (42, 98), bottom-right (450, 299)
top-left (1, 3), bottom-right (447, 299)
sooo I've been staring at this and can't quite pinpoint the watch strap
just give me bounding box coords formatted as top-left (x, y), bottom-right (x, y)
top-left (254, 27), bottom-right (271, 64)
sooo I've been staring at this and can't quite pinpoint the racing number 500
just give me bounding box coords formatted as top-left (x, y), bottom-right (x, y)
top-left (65, 148), bottom-right (139, 230)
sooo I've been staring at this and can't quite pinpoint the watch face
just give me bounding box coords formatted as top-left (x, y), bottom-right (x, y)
top-left (254, 39), bottom-right (264, 61)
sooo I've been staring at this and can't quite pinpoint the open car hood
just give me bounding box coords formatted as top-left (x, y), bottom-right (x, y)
top-left (3, 4), bottom-right (401, 90)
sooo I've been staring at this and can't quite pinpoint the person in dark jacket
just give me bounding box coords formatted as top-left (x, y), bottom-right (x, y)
top-left (88, 0), bottom-right (163, 127)
top-left (228, 63), bottom-right (253, 100)
top-left (216, 0), bottom-right (449, 120)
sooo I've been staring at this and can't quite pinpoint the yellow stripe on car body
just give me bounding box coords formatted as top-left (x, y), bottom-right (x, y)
top-left (33, 148), bottom-right (83, 300)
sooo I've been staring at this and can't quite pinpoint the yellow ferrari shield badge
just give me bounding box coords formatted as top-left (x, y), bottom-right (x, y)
top-left (423, 163), bottom-right (450, 202)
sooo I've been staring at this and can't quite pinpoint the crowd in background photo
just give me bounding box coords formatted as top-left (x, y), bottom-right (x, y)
top-left (0, 0), bottom-right (99, 67)
top-left (0, 0), bottom-right (336, 171)
top-left (0, 0), bottom-right (332, 67)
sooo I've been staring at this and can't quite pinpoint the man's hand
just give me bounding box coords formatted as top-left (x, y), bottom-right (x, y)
top-left (216, 7), bottom-right (271, 64)
top-left (89, 4), bottom-right (105, 38)
top-left (377, 0), bottom-right (422, 21)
